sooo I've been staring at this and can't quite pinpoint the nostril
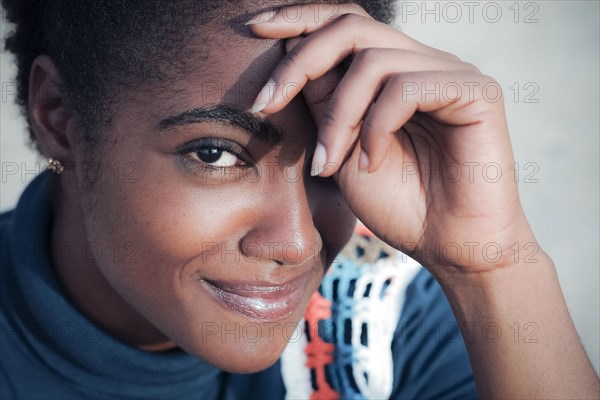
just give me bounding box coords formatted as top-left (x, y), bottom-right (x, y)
top-left (239, 238), bottom-right (263, 263)
top-left (239, 235), bottom-right (323, 267)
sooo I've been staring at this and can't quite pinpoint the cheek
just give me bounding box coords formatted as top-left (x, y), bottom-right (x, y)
top-left (78, 149), bottom-right (325, 371)
top-left (82, 150), bottom-right (251, 301)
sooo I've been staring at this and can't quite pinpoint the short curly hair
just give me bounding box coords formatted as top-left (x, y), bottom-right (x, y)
top-left (2, 0), bottom-right (397, 149)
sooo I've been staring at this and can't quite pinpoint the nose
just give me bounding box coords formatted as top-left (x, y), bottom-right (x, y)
top-left (240, 175), bottom-right (322, 268)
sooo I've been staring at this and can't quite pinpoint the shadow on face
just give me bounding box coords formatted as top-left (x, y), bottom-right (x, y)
top-left (68, 3), bottom-right (356, 372)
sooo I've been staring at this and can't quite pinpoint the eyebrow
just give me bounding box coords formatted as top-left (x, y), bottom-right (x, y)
top-left (157, 105), bottom-right (283, 145)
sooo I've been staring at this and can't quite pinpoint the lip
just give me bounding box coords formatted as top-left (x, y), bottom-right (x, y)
top-left (199, 274), bottom-right (311, 323)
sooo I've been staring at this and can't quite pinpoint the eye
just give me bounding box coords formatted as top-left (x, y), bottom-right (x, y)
top-left (189, 146), bottom-right (245, 168)
top-left (177, 137), bottom-right (250, 172)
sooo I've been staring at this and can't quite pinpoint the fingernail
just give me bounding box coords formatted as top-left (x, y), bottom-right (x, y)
top-left (245, 10), bottom-right (277, 25)
top-left (358, 150), bottom-right (369, 172)
top-left (311, 142), bottom-right (327, 177)
top-left (250, 78), bottom-right (276, 113)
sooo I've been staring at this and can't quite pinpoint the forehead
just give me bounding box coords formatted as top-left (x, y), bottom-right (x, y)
top-left (143, 0), bottom-right (348, 113)
top-left (108, 22), bottom-right (316, 159)
top-left (117, 0), bottom-right (348, 118)
top-left (128, 21), bottom-right (283, 119)
top-left (108, 3), bottom-right (317, 154)
top-left (196, 29), bottom-right (283, 110)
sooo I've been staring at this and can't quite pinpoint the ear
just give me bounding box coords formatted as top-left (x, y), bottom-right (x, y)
top-left (28, 55), bottom-right (77, 165)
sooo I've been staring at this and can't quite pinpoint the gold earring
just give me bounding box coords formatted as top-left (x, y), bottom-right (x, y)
top-left (47, 158), bottom-right (64, 175)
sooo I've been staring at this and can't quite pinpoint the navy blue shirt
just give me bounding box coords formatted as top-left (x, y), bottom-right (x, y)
top-left (0, 172), bottom-right (477, 399)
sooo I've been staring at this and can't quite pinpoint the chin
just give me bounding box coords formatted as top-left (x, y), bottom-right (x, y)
top-left (176, 322), bottom-right (295, 373)
top-left (208, 347), bottom-right (283, 374)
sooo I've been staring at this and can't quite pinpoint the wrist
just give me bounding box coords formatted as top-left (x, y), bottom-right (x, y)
top-left (420, 213), bottom-right (543, 280)
top-left (436, 247), bottom-right (555, 301)
top-left (435, 248), bottom-right (560, 353)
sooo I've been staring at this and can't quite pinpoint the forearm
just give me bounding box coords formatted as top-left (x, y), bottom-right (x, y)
top-left (440, 249), bottom-right (600, 399)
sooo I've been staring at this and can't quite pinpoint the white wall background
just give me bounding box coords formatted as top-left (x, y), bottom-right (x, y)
top-left (1, 1), bottom-right (599, 373)
top-left (396, 0), bottom-right (599, 373)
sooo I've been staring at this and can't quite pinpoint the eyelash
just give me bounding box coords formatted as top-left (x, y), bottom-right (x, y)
top-left (176, 138), bottom-right (249, 172)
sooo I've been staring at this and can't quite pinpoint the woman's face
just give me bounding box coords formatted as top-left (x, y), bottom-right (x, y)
top-left (74, 14), bottom-right (356, 372)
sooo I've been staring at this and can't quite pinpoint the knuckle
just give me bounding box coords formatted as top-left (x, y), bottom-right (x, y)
top-left (346, 3), bottom-right (368, 16)
top-left (439, 50), bottom-right (461, 62)
top-left (353, 48), bottom-right (383, 73)
top-left (476, 74), bottom-right (500, 90)
top-left (336, 12), bottom-right (366, 27)
top-left (355, 48), bottom-right (379, 64)
top-left (463, 62), bottom-right (481, 74)
top-left (361, 117), bottom-right (389, 137)
top-left (388, 73), bottom-right (407, 87)
top-left (480, 74), bottom-right (499, 85)
top-left (467, 74), bottom-right (504, 104)
top-left (320, 106), bottom-right (341, 129)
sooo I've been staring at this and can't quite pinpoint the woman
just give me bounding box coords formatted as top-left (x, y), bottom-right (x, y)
top-left (1, 0), bottom-right (598, 398)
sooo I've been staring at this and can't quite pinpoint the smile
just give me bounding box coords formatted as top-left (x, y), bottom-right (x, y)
top-left (199, 275), bottom-right (310, 323)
